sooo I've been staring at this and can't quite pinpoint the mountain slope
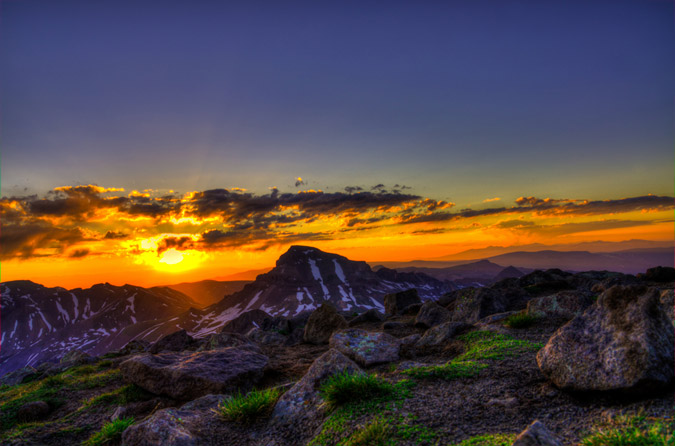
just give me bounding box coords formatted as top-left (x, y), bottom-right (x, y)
top-left (141, 246), bottom-right (455, 338)
top-left (0, 281), bottom-right (196, 375)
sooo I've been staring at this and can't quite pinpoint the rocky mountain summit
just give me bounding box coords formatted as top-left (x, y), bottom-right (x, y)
top-left (0, 246), bottom-right (451, 377)
top-left (0, 263), bottom-right (672, 445)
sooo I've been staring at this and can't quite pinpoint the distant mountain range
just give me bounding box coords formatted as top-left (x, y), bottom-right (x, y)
top-left (376, 247), bottom-right (673, 276)
top-left (166, 280), bottom-right (251, 307)
top-left (0, 246), bottom-right (451, 375)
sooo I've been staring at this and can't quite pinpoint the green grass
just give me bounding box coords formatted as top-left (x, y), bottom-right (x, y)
top-left (456, 331), bottom-right (543, 361)
top-left (452, 433), bottom-right (517, 446)
top-left (80, 384), bottom-right (154, 410)
top-left (319, 372), bottom-right (396, 410)
top-left (0, 363), bottom-right (126, 432)
top-left (503, 313), bottom-right (539, 329)
top-left (343, 418), bottom-right (394, 446)
top-left (214, 387), bottom-right (282, 423)
top-left (309, 379), bottom-right (415, 446)
top-left (401, 360), bottom-right (487, 381)
top-left (82, 417), bottom-right (134, 446)
top-left (581, 414), bottom-right (674, 446)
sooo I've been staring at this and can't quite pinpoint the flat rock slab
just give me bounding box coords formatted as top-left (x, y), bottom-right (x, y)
top-left (120, 347), bottom-right (268, 401)
top-left (537, 285), bottom-right (674, 393)
top-left (329, 328), bottom-right (401, 367)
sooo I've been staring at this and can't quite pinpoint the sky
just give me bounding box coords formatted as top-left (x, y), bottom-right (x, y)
top-left (1, 0), bottom-right (673, 288)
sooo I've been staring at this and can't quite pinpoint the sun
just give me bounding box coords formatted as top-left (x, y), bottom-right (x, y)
top-left (159, 248), bottom-right (184, 265)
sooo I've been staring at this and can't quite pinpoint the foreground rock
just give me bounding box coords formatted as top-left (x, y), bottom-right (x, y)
top-left (122, 407), bottom-right (198, 446)
top-left (415, 321), bottom-right (470, 348)
top-left (384, 288), bottom-right (421, 316)
top-left (414, 301), bottom-right (451, 328)
top-left (512, 420), bottom-right (562, 446)
top-left (197, 332), bottom-right (261, 353)
top-left (537, 285), bottom-right (674, 393)
top-left (452, 287), bottom-right (529, 323)
top-left (348, 309), bottom-right (384, 326)
top-left (329, 329), bottom-right (401, 367)
top-left (271, 349), bottom-right (362, 429)
top-left (303, 303), bottom-right (348, 344)
top-left (526, 291), bottom-right (594, 319)
top-left (120, 348), bottom-right (268, 400)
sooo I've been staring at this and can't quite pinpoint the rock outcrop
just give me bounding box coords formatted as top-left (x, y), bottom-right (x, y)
top-left (384, 289), bottom-right (421, 316)
top-left (303, 303), bottom-right (348, 344)
top-left (537, 285), bottom-right (674, 393)
top-left (526, 291), bottom-right (595, 319)
top-left (149, 330), bottom-right (195, 354)
top-left (120, 348), bottom-right (268, 400)
top-left (329, 329), bottom-right (401, 367)
top-left (414, 301), bottom-right (452, 328)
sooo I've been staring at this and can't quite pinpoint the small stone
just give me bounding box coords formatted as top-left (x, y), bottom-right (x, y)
top-left (512, 420), bottom-right (562, 446)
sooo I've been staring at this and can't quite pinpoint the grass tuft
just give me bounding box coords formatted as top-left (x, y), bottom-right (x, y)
top-left (401, 361), bottom-right (487, 381)
top-left (453, 433), bottom-right (517, 446)
top-left (504, 313), bottom-right (539, 329)
top-left (214, 388), bottom-right (282, 423)
top-left (343, 417), bottom-right (394, 446)
top-left (581, 413), bottom-right (673, 446)
top-left (456, 331), bottom-right (543, 361)
top-left (82, 417), bottom-right (134, 446)
top-left (319, 372), bottom-right (395, 410)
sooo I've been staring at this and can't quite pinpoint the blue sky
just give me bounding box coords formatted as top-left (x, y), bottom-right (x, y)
top-left (1, 0), bottom-right (673, 206)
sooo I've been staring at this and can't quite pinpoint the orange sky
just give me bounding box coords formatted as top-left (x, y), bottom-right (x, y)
top-left (1, 184), bottom-right (672, 288)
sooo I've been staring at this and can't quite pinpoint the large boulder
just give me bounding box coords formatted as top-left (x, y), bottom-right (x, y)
top-left (120, 348), bottom-right (268, 401)
top-left (512, 420), bottom-right (562, 446)
top-left (384, 289), bottom-right (421, 316)
top-left (0, 366), bottom-right (37, 386)
top-left (122, 407), bottom-right (198, 446)
top-left (348, 309), bottom-right (384, 326)
top-left (329, 329), bottom-right (401, 367)
top-left (117, 340), bottom-right (151, 356)
top-left (303, 303), bottom-right (348, 344)
top-left (415, 321), bottom-right (471, 348)
top-left (537, 285), bottom-right (674, 393)
top-left (149, 329), bottom-right (195, 354)
top-left (271, 349), bottom-right (362, 429)
top-left (452, 287), bottom-right (529, 323)
top-left (415, 301), bottom-right (452, 328)
top-left (60, 350), bottom-right (95, 366)
top-left (221, 309), bottom-right (273, 334)
top-left (526, 291), bottom-right (595, 319)
top-left (122, 394), bottom-right (227, 446)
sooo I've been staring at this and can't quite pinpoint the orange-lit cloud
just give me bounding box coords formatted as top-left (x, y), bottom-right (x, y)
top-left (1, 184), bottom-right (673, 282)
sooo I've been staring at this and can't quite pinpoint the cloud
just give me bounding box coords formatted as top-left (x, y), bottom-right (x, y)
top-left (69, 249), bottom-right (90, 258)
top-left (2, 184), bottom-right (672, 260)
top-left (483, 197), bottom-right (501, 203)
top-left (295, 177), bottom-right (305, 187)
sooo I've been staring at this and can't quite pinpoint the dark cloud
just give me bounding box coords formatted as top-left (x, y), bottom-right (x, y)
top-left (295, 177), bottom-right (306, 187)
top-left (103, 231), bottom-right (128, 239)
top-left (1, 223), bottom-right (88, 259)
top-left (69, 249), bottom-right (90, 258)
